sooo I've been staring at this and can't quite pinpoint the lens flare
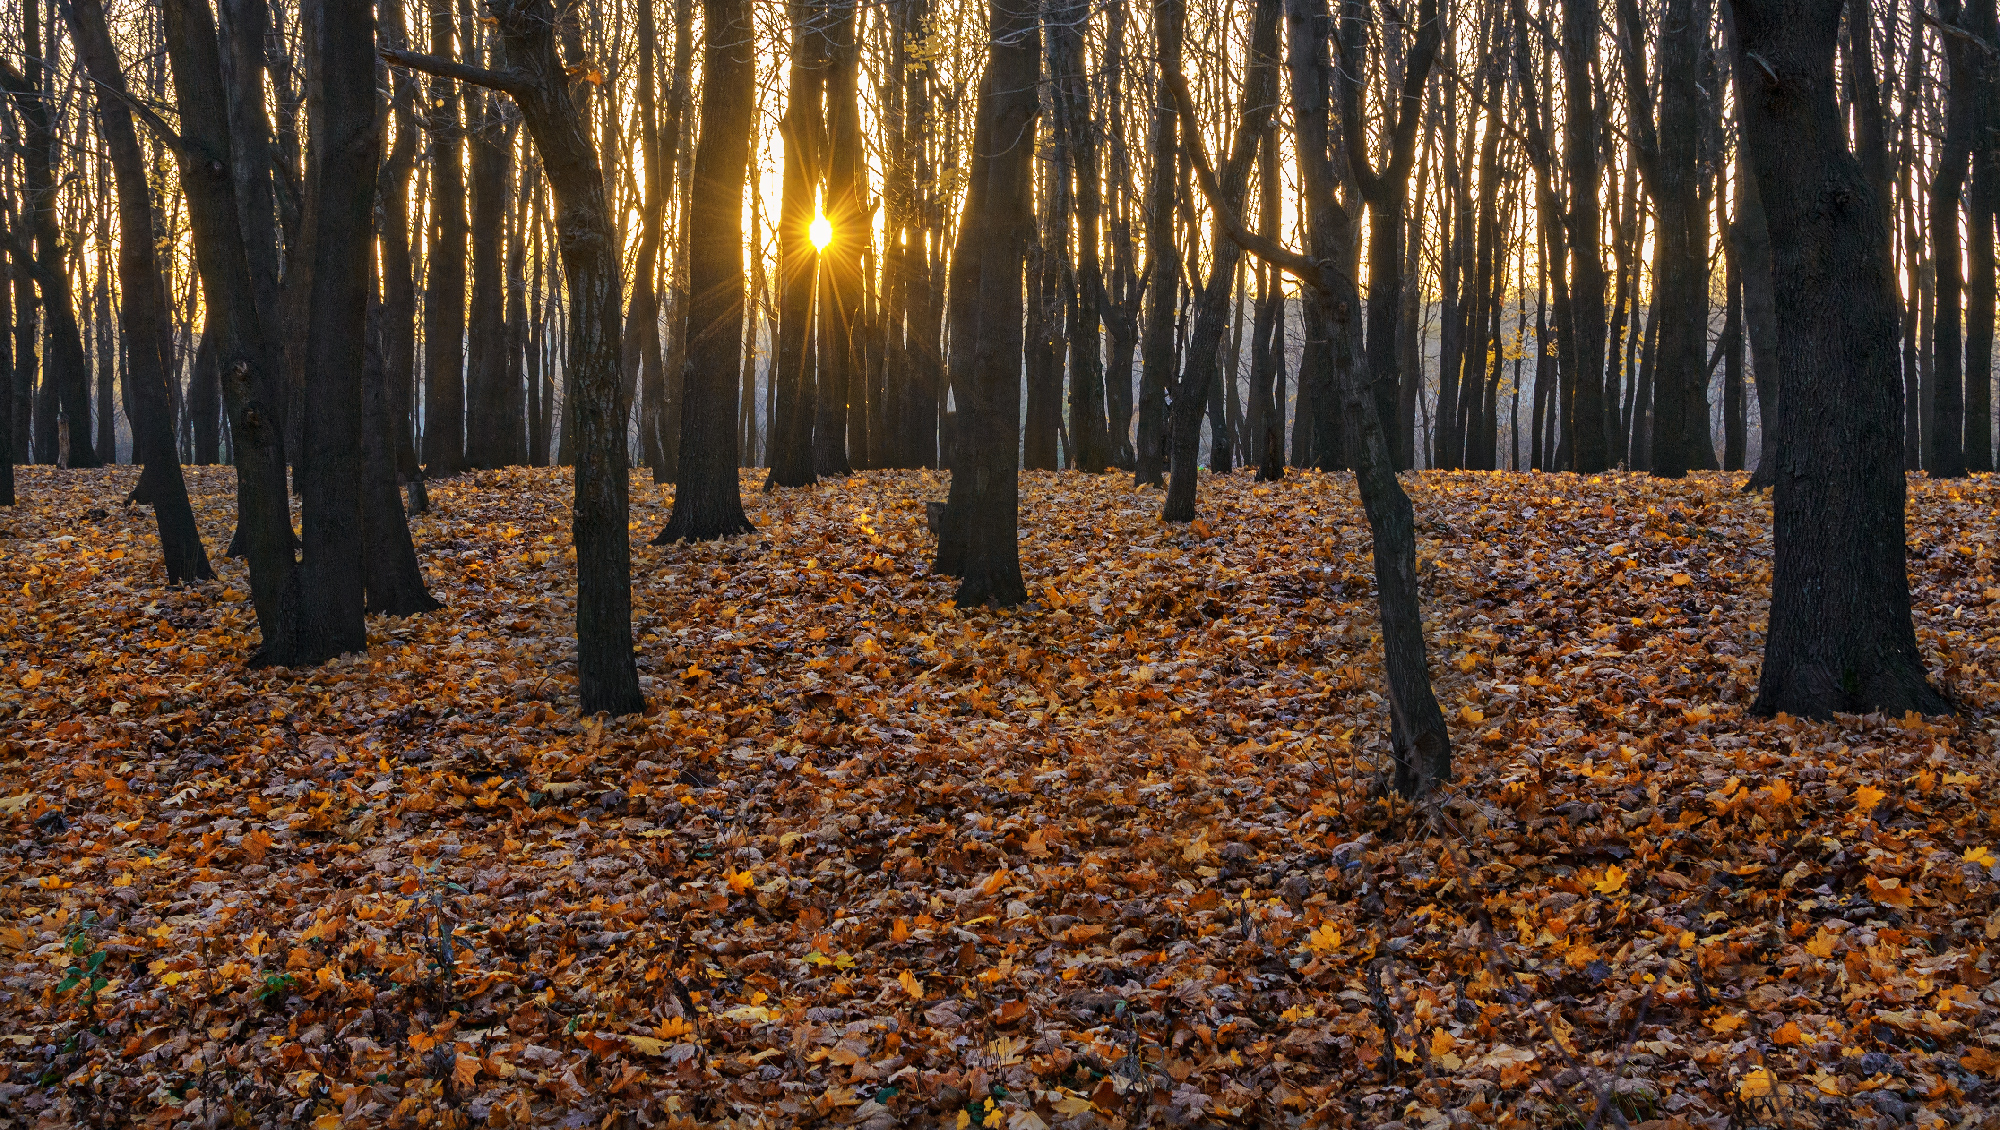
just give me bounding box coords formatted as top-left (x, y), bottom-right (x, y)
top-left (809, 209), bottom-right (832, 252)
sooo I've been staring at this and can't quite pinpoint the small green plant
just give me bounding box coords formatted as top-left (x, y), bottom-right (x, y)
top-left (256, 973), bottom-right (298, 1003)
top-left (55, 912), bottom-right (109, 1009)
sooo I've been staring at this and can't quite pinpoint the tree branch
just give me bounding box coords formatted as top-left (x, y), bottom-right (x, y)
top-left (379, 47), bottom-right (530, 97)
top-left (1160, 64), bottom-right (1326, 290)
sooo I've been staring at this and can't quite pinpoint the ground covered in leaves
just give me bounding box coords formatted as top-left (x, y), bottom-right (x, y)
top-left (4, 465), bottom-right (2000, 1129)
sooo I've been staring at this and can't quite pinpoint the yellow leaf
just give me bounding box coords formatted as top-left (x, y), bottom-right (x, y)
top-left (1761, 779), bottom-right (1793, 806)
top-left (1303, 923), bottom-right (1343, 954)
top-left (899, 969), bottom-right (924, 1000)
top-left (1430, 1029), bottom-right (1458, 1058)
top-left (452, 1052), bottom-right (481, 1088)
top-left (1670, 573), bottom-right (1692, 586)
top-left (1965, 846), bottom-right (1997, 868)
top-left (1805, 929), bottom-right (1839, 959)
top-left (727, 869), bottom-right (755, 895)
top-left (979, 867), bottom-right (1012, 896)
top-left (1737, 1067), bottom-right (1781, 1100)
top-left (1458, 705), bottom-right (1485, 724)
top-left (1593, 864), bottom-right (1628, 894)
top-left (314, 1115), bottom-right (343, 1130)
top-left (1866, 874), bottom-right (1915, 909)
top-left (1771, 1021), bottom-right (1806, 1046)
top-left (19, 670), bottom-right (42, 689)
top-left (622, 1034), bottom-right (670, 1056)
top-left (1708, 1014), bottom-right (1749, 1035)
top-left (1853, 784), bottom-right (1888, 815)
top-left (891, 918), bottom-right (910, 943)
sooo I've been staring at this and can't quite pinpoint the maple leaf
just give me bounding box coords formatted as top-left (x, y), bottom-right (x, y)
top-left (452, 1051), bottom-right (481, 1088)
top-left (726, 868), bottom-right (755, 895)
top-left (1964, 845), bottom-right (1997, 867)
top-left (1593, 864), bottom-right (1629, 894)
top-left (1852, 783), bottom-right (1889, 816)
top-left (898, 969), bottom-right (924, 1000)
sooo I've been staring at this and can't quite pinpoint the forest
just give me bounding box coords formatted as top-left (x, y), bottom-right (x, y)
top-left (4, 0), bottom-right (2000, 1123)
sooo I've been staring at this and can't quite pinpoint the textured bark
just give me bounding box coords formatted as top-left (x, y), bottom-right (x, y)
top-left (764, 0), bottom-right (825, 489)
top-left (422, 0), bottom-right (468, 476)
top-left (293, 0), bottom-right (382, 662)
top-left (814, 0), bottom-right (861, 477)
top-left (938, 0), bottom-right (1037, 608)
top-left (65, 0), bottom-right (212, 582)
top-left (1050, 0), bottom-right (1111, 472)
top-left (0, 7), bottom-right (100, 469)
top-left (1135, 0), bottom-right (1183, 489)
top-left (1162, 0), bottom-right (1278, 523)
top-left (1730, 0), bottom-right (1951, 718)
top-left (465, 92), bottom-right (516, 470)
top-left (655, 0), bottom-right (756, 543)
top-left (377, 0), bottom-right (424, 488)
top-left (387, 0), bottom-right (646, 716)
top-left (1562, 0), bottom-right (1609, 471)
top-left (1338, 0), bottom-right (1440, 472)
top-left (362, 292), bottom-right (442, 616)
top-left (1930, 0), bottom-right (1973, 479)
top-left (163, 0), bottom-right (304, 663)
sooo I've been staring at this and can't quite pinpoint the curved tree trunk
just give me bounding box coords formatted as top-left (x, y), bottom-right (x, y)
top-left (64, 0), bottom-right (212, 582)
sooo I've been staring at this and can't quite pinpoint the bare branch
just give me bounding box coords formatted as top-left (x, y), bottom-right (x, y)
top-left (379, 47), bottom-right (531, 97)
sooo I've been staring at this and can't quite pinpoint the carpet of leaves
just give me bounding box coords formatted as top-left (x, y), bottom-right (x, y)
top-left (4, 464), bottom-right (2000, 1130)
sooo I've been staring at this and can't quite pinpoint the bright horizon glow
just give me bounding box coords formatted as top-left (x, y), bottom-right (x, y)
top-left (809, 208), bottom-right (832, 252)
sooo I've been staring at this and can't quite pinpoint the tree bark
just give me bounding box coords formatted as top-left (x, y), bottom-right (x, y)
top-left (422, 0), bottom-right (468, 477)
top-left (764, 0), bottom-right (825, 489)
top-left (162, 0), bottom-right (304, 663)
top-left (63, 0), bottom-right (212, 582)
top-left (1135, 0), bottom-right (1183, 489)
top-left (1730, 0), bottom-right (1952, 717)
top-left (387, 0), bottom-right (647, 716)
top-left (655, 0), bottom-right (757, 543)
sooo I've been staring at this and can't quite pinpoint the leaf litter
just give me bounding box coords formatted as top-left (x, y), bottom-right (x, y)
top-left (3, 464), bottom-right (2000, 1128)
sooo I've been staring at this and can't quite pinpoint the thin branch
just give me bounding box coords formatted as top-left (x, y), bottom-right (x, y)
top-left (379, 47), bottom-right (531, 97)
top-left (1160, 64), bottom-right (1323, 288)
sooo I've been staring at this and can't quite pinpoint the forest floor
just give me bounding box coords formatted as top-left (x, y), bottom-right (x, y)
top-left (3, 465), bottom-right (2000, 1130)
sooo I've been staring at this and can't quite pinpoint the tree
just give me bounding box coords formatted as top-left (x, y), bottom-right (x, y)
top-left (386, 0), bottom-right (646, 716)
top-left (1162, 0), bottom-right (1280, 523)
top-left (422, 0), bottom-right (468, 478)
top-left (160, 0), bottom-right (303, 663)
top-left (1729, 0), bottom-right (1952, 718)
top-left (62, 0), bottom-right (211, 583)
top-left (936, 0), bottom-right (1038, 608)
top-left (765, 0), bottom-right (826, 489)
top-left (654, 0), bottom-right (757, 543)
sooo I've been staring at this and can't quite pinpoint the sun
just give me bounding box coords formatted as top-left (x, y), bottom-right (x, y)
top-left (809, 208), bottom-right (832, 252)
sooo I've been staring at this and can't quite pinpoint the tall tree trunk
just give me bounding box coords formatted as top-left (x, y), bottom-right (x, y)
top-left (765, 0), bottom-right (825, 489)
top-left (465, 95), bottom-right (514, 469)
top-left (1163, 0), bottom-right (1279, 522)
top-left (65, 0), bottom-right (211, 581)
top-left (1563, 0), bottom-right (1609, 471)
top-left (939, 0), bottom-right (1037, 607)
top-left (654, 0), bottom-right (757, 542)
top-left (1339, 0), bottom-right (1440, 473)
top-left (1051, 0), bottom-right (1111, 472)
top-left (378, 0), bottom-right (425, 500)
top-left (1135, 0), bottom-right (1184, 488)
top-left (389, 0), bottom-right (648, 716)
top-left (814, 0), bottom-right (861, 477)
top-left (1722, 185), bottom-right (1747, 471)
top-left (1930, 0), bottom-right (1973, 478)
top-left (1248, 116), bottom-right (1286, 481)
top-left (423, 0), bottom-right (468, 476)
top-left (1730, 0), bottom-right (1951, 717)
top-left (162, 0), bottom-right (303, 662)
top-left (1, 0), bottom-right (101, 468)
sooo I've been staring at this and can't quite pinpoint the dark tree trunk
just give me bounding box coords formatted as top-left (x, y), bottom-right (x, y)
top-left (655, 0), bottom-right (756, 543)
top-left (162, 0), bottom-right (304, 663)
top-left (815, 0), bottom-right (861, 477)
top-left (764, 0), bottom-right (824, 489)
top-left (1162, 0), bottom-right (1279, 523)
top-left (1930, 0), bottom-right (1973, 479)
top-left (465, 94), bottom-right (515, 470)
top-left (388, 0), bottom-right (647, 716)
top-left (1135, 0), bottom-right (1183, 489)
top-left (1051, 0), bottom-right (1111, 472)
top-left (1730, 0), bottom-right (1951, 717)
top-left (938, 0), bottom-right (1037, 608)
top-left (1965, 0), bottom-right (1998, 471)
top-left (1722, 191), bottom-right (1747, 471)
top-left (1339, 0), bottom-right (1440, 472)
top-left (0, 4), bottom-right (101, 469)
top-left (627, 0), bottom-right (666, 482)
top-left (1730, 31), bottom-right (1783, 489)
top-left (1180, 0), bottom-right (1451, 797)
top-left (8, 219), bottom-right (32, 474)
top-left (422, 0), bottom-right (467, 476)
top-left (1563, 0), bottom-right (1609, 471)
top-left (66, 0), bottom-right (212, 581)
top-left (377, 0), bottom-right (424, 492)
top-left (362, 291), bottom-right (442, 615)
top-left (1102, 0), bottom-right (1138, 469)
top-left (293, 0), bottom-right (382, 662)
top-left (1248, 118), bottom-right (1286, 482)
top-left (190, 324), bottom-right (222, 465)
